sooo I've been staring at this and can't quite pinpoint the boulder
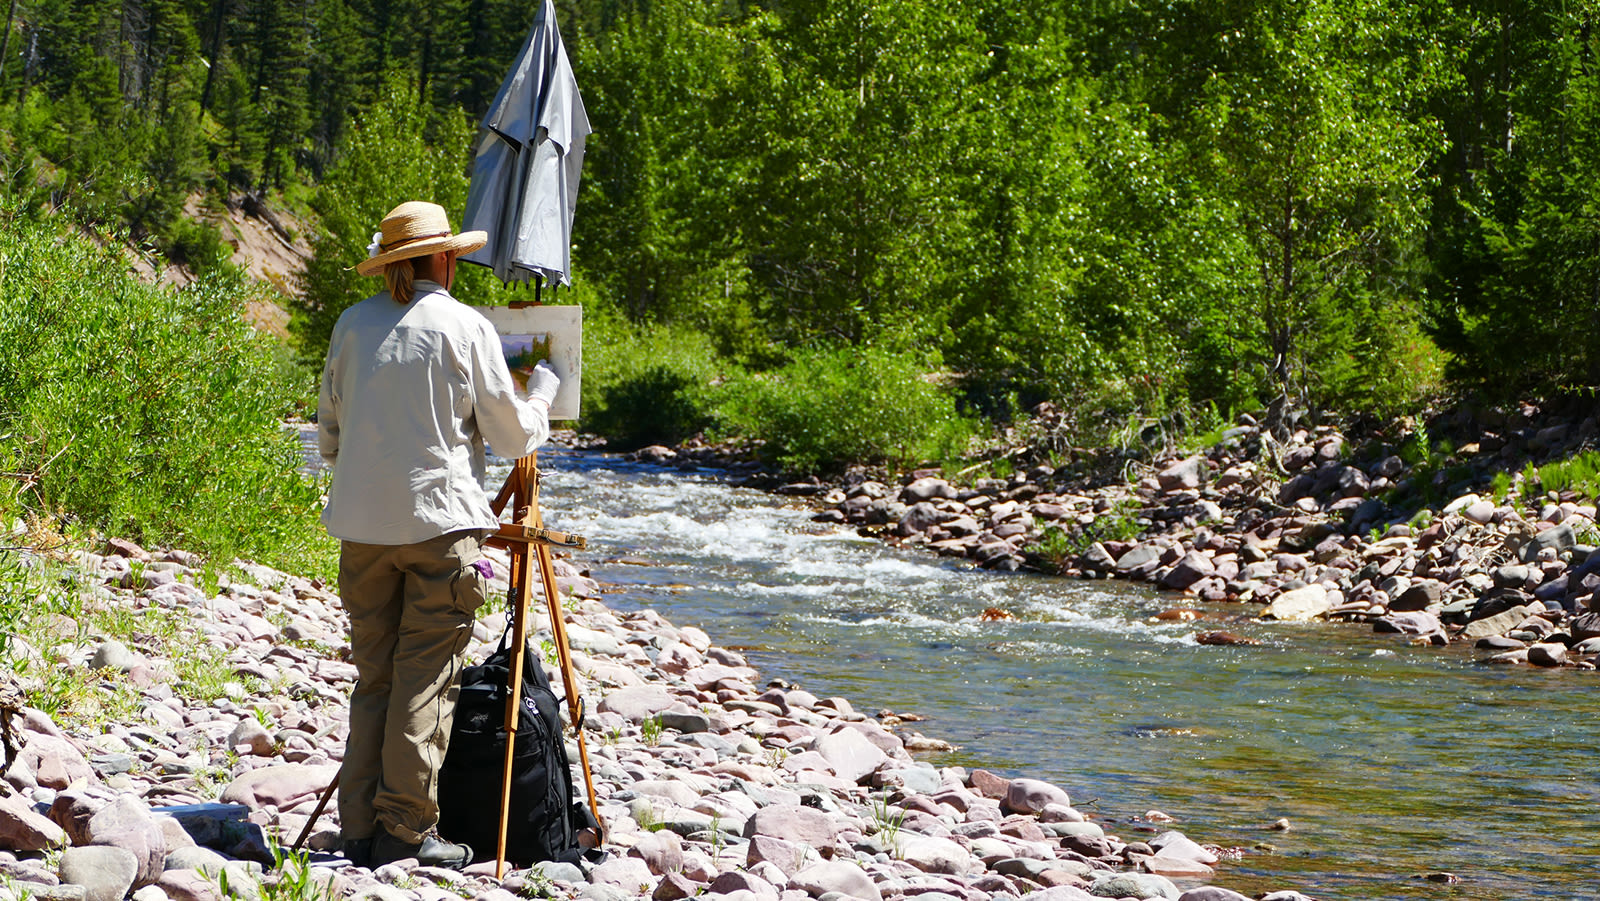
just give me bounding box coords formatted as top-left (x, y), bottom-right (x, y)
top-left (789, 860), bottom-right (881, 901)
top-left (219, 764), bottom-right (336, 811)
top-left (0, 789), bottom-right (66, 850)
top-left (1004, 778), bottom-right (1071, 814)
top-left (49, 790), bottom-right (167, 887)
top-left (1088, 872), bottom-right (1180, 900)
top-left (58, 846), bottom-right (139, 901)
top-left (1265, 585), bottom-right (1330, 622)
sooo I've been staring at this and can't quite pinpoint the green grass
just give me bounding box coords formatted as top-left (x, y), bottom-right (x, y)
top-left (1522, 450), bottom-right (1600, 502)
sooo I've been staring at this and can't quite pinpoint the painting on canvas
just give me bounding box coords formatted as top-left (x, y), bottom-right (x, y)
top-left (473, 305), bottom-right (582, 421)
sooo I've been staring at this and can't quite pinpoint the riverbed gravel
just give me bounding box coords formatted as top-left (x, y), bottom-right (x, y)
top-left (0, 532), bottom-right (1314, 901)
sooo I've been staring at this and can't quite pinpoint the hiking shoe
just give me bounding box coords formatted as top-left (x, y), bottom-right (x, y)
top-left (342, 837), bottom-right (373, 868)
top-left (371, 829), bottom-right (473, 870)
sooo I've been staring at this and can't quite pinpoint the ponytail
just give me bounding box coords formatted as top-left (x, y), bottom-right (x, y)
top-left (383, 259), bottom-right (416, 304)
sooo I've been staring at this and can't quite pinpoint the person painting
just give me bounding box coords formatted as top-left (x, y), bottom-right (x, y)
top-left (317, 200), bottom-right (561, 869)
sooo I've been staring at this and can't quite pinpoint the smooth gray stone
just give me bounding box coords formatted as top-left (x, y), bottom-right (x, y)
top-left (58, 846), bottom-right (138, 901)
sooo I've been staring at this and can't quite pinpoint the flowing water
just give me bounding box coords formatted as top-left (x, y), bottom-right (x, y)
top-left (525, 445), bottom-right (1598, 900)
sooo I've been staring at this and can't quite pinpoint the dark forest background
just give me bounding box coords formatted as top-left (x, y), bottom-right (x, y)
top-left (3, 0), bottom-right (1599, 473)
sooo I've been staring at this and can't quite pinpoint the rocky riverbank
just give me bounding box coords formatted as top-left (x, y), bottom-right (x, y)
top-left (0, 535), bottom-right (1315, 901)
top-left (685, 404), bottom-right (1600, 669)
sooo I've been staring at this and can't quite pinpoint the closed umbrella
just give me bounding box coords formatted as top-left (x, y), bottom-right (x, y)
top-left (461, 0), bottom-right (590, 287)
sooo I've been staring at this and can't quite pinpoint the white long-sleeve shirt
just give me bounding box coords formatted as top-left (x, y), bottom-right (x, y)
top-left (317, 280), bottom-right (550, 544)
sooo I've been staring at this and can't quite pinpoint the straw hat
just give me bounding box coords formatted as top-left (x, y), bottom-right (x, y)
top-left (354, 201), bottom-right (487, 277)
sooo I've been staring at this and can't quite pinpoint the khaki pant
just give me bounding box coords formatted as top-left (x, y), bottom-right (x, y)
top-left (337, 529), bottom-right (490, 845)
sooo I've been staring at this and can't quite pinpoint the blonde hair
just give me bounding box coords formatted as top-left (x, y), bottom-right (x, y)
top-left (383, 259), bottom-right (416, 304)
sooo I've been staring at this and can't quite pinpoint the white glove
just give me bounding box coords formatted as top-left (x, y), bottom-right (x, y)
top-left (526, 361), bottom-right (561, 408)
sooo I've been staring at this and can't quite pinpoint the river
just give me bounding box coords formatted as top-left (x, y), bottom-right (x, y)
top-left (524, 444), bottom-right (1597, 901)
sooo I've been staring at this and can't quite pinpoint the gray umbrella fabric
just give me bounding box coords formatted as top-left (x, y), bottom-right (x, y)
top-left (461, 0), bottom-right (591, 286)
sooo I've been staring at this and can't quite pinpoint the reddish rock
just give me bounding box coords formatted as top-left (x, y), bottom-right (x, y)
top-left (652, 872), bottom-right (701, 901)
top-left (0, 791), bottom-right (66, 850)
top-left (747, 834), bottom-right (809, 877)
top-left (743, 804), bottom-right (842, 848)
top-left (49, 790), bottom-right (167, 887)
top-left (790, 860), bottom-right (882, 901)
top-left (1004, 777), bottom-right (1071, 814)
top-left (14, 734), bottom-right (93, 789)
top-left (969, 768), bottom-right (1011, 800)
top-left (219, 763), bottom-right (336, 811)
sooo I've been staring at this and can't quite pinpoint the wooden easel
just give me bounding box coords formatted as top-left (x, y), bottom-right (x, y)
top-left (485, 449), bottom-right (604, 878)
top-left (293, 450), bottom-right (604, 875)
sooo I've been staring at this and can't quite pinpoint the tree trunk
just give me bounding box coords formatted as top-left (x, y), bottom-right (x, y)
top-left (200, 0), bottom-right (226, 110)
top-left (0, 0), bottom-right (17, 96)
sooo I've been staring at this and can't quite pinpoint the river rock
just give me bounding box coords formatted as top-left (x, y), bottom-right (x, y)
top-left (707, 870), bottom-right (778, 899)
top-left (598, 685), bottom-right (674, 722)
top-left (227, 719), bottom-right (275, 756)
top-left (1162, 553), bottom-right (1215, 591)
top-left (1265, 585), bottom-right (1330, 622)
top-left (790, 860), bottom-right (881, 901)
top-left (1157, 458), bottom-right (1206, 491)
top-left (1528, 643), bottom-right (1569, 667)
top-left (1373, 611), bottom-right (1443, 637)
top-left (1089, 872), bottom-right (1180, 900)
top-left (89, 640), bottom-right (140, 673)
top-left (1148, 831), bottom-right (1216, 864)
top-left (743, 805), bottom-right (841, 847)
top-left (1176, 890), bottom-right (1252, 901)
top-left (1461, 606), bottom-right (1536, 641)
top-left (1523, 524), bottom-right (1576, 561)
top-left (898, 834), bottom-right (980, 875)
top-left (0, 790), bottom-right (66, 849)
top-left (1392, 580), bottom-right (1445, 612)
top-left (815, 727), bottom-right (886, 784)
top-left (746, 834), bottom-right (810, 877)
top-left (13, 734), bottom-right (93, 789)
top-left (902, 478), bottom-right (957, 504)
top-left (49, 790), bottom-right (166, 887)
top-left (219, 763), bottom-right (335, 810)
top-left (1005, 778), bottom-right (1070, 814)
top-left (58, 845), bottom-right (138, 901)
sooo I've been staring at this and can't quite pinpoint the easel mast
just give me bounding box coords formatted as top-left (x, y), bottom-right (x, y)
top-left (487, 449), bottom-right (604, 878)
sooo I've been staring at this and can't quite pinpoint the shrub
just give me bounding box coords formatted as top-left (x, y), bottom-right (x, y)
top-left (0, 211), bottom-right (333, 574)
top-left (716, 344), bottom-right (975, 474)
top-left (578, 310), bottom-right (721, 449)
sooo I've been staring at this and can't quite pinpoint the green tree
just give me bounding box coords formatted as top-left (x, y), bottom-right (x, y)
top-left (292, 75), bottom-right (480, 362)
top-left (1173, 0), bottom-right (1444, 410)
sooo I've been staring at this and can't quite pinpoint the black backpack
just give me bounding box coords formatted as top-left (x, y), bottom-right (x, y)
top-left (438, 630), bottom-right (599, 865)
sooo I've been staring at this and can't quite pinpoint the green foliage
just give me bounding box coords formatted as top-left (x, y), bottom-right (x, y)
top-left (0, 210), bottom-right (333, 574)
top-left (716, 344), bottom-right (975, 475)
top-left (212, 838), bottom-right (329, 901)
top-left (579, 309), bottom-right (721, 450)
top-left (869, 793), bottom-right (906, 845)
top-left (640, 713), bottom-right (664, 747)
top-left (1489, 470), bottom-right (1513, 504)
top-left (1526, 451), bottom-right (1600, 502)
top-left (1023, 499), bottom-right (1144, 572)
top-left (292, 75), bottom-right (483, 363)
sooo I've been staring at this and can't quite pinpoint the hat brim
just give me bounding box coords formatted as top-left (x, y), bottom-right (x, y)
top-left (354, 231), bottom-right (488, 276)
